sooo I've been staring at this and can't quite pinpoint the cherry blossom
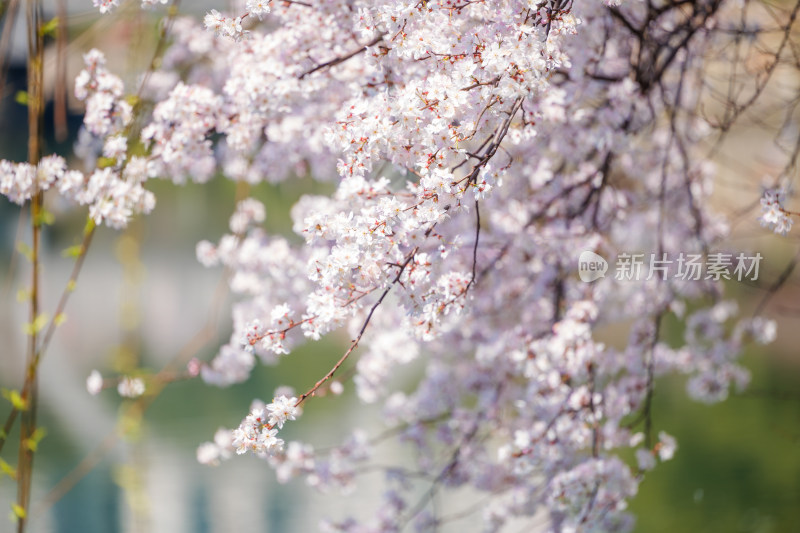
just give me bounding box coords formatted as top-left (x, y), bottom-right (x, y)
top-left (3, 0), bottom-right (795, 530)
top-left (759, 189), bottom-right (793, 235)
top-left (117, 376), bottom-right (146, 399)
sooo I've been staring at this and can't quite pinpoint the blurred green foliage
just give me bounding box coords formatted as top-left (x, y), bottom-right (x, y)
top-left (631, 352), bottom-right (800, 533)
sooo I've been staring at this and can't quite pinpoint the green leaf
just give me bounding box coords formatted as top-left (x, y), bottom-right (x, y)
top-left (84, 217), bottom-right (96, 236)
top-left (14, 91), bottom-right (28, 106)
top-left (22, 313), bottom-right (49, 336)
top-left (24, 427), bottom-right (46, 452)
top-left (54, 313), bottom-right (67, 326)
top-left (1, 389), bottom-right (27, 411)
top-left (0, 458), bottom-right (16, 480)
top-left (34, 208), bottom-right (55, 227)
top-left (97, 156), bottom-right (118, 169)
top-left (40, 17), bottom-right (59, 38)
top-left (62, 245), bottom-right (84, 258)
top-left (11, 503), bottom-right (26, 520)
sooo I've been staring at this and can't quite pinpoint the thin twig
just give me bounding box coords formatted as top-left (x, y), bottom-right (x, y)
top-left (16, 0), bottom-right (45, 528)
top-left (36, 222), bottom-right (96, 358)
top-left (754, 247), bottom-right (800, 317)
top-left (0, 221), bottom-right (96, 457)
top-left (296, 248), bottom-right (418, 407)
top-left (35, 262), bottom-right (233, 515)
top-left (299, 34), bottom-right (384, 79)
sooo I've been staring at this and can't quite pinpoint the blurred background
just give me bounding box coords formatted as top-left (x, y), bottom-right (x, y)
top-left (0, 2), bottom-right (799, 532)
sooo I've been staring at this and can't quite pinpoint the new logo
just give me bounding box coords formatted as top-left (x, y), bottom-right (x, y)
top-left (578, 251), bottom-right (608, 282)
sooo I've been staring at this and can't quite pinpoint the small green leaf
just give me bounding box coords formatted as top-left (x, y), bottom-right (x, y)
top-left (1, 389), bottom-right (28, 411)
top-left (15, 91), bottom-right (28, 106)
top-left (11, 503), bottom-right (26, 519)
top-left (84, 217), bottom-right (96, 236)
top-left (0, 458), bottom-right (16, 480)
top-left (125, 94), bottom-right (140, 107)
top-left (97, 156), bottom-right (117, 169)
top-left (62, 245), bottom-right (84, 258)
top-left (24, 427), bottom-right (46, 452)
top-left (34, 208), bottom-right (55, 227)
top-left (40, 17), bottom-right (59, 38)
top-left (22, 313), bottom-right (49, 335)
top-left (54, 313), bottom-right (67, 326)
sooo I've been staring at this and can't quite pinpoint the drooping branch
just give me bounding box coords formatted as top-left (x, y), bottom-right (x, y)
top-left (295, 247), bottom-right (418, 407)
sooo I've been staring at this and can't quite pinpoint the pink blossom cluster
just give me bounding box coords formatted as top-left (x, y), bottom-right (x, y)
top-left (1, 50), bottom-right (154, 228)
top-left (26, 0), bottom-right (789, 530)
top-left (196, 395), bottom-right (300, 463)
top-left (759, 189), bottom-right (793, 235)
top-left (156, 1), bottom-right (780, 529)
top-left (92, 0), bottom-right (167, 14)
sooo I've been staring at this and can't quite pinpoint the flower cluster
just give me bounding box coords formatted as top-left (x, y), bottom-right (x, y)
top-left (117, 376), bottom-right (146, 398)
top-left (62, 0), bottom-right (794, 530)
top-left (92, 0), bottom-right (167, 14)
top-left (0, 50), bottom-right (154, 229)
top-left (85, 370), bottom-right (145, 399)
top-left (141, 83), bottom-right (222, 184)
top-left (198, 395), bottom-right (300, 459)
top-left (0, 155), bottom-right (80, 205)
top-left (759, 189), bottom-right (793, 235)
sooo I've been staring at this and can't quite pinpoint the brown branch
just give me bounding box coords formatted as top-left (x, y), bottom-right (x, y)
top-left (715, 0), bottom-right (800, 133)
top-left (452, 96), bottom-right (523, 188)
top-left (295, 248), bottom-right (418, 407)
top-left (279, 0), bottom-right (313, 7)
top-left (470, 200), bottom-right (480, 286)
top-left (37, 221), bottom-right (96, 360)
top-left (299, 34), bottom-right (384, 79)
top-left (0, 221), bottom-right (96, 457)
top-left (16, 0), bottom-right (45, 528)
